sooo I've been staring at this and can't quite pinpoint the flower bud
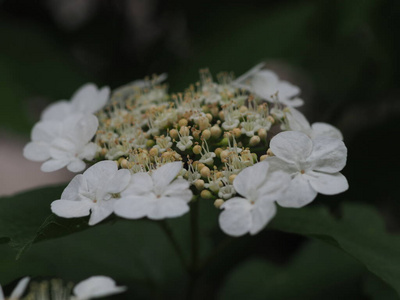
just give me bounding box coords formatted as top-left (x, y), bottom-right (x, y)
top-left (120, 158), bottom-right (129, 169)
top-left (206, 113), bottom-right (213, 122)
top-left (258, 128), bottom-right (267, 140)
top-left (200, 166), bottom-right (211, 178)
top-left (201, 129), bottom-right (211, 140)
top-left (229, 174), bottom-right (236, 184)
top-left (146, 139), bottom-right (155, 148)
top-left (249, 135), bottom-right (261, 146)
top-left (149, 147), bottom-right (159, 157)
top-left (218, 111), bottom-right (225, 120)
top-left (214, 199), bottom-right (224, 208)
top-left (193, 145), bottom-right (202, 155)
top-left (232, 128), bottom-right (241, 138)
top-left (178, 118), bottom-right (188, 127)
top-left (267, 148), bottom-right (274, 156)
top-left (180, 126), bottom-right (190, 136)
top-left (210, 106), bottom-right (219, 117)
top-left (201, 189), bottom-right (213, 199)
top-left (214, 147), bottom-right (223, 157)
top-left (267, 115), bottom-right (275, 124)
top-left (210, 125), bottom-right (222, 138)
top-left (199, 116), bottom-right (210, 131)
top-left (169, 129), bottom-right (179, 140)
top-left (194, 179), bottom-right (205, 190)
top-left (260, 154), bottom-right (268, 161)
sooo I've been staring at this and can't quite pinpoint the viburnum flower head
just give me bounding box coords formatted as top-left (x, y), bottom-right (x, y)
top-left (51, 160), bottom-right (131, 225)
top-left (219, 161), bottom-right (290, 237)
top-left (114, 162), bottom-right (193, 220)
top-left (267, 131), bottom-right (348, 208)
top-left (41, 83), bottom-right (110, 121)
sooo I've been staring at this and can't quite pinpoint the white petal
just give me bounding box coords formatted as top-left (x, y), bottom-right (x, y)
top-left (270, 131), bottom-right (313, 164)
top-left (264, 156), bottom-right (298, 174)
top-left (308, 171), bottom-right (349, 195)
top-left (78, 143), bottom-right (98, 161)
top-left (148, 197), bottom-right (190, 220)
top-left (49, 138), bottom-right (76, 160)
top-left (0, 285), bottom-right (4, 300)
top-left (250, 200), bottom-right (276, 235)
top-left (9, 277), bottom-right (30, 299)
top-left (61, 175), bottom-right (86, 200)
top-left (252, 70), bottom-right (279, 99)
top-left (114, 195), bottom-right (154, 219)
top-left (277, 81), bottom-right (300, 99)
top-left (83, 161), bottom-right (118, 189)
top-left (31, 120), bottom-right (61, 142)
top-left (71, 83), bottom-right (98, 111)
top-left (122, 172), bottom-right (153, 196)
top-left (233, 161), bottom-right (269, 198)
top-left (67, 159), bottom-right (87, 173)
top-left (307, 138), bottom-right (347, 173)
top-left (163, 179), bottom-right (192, 202)
top-left (88, 200), bottom-right (115, 226)
top-left (106, 169), bottom-right (131, 194)
top-left (41, 159), bottom-right (69, 172)
top-left (73, 276), bottom-right (126, 299)
top-left (277, 173), bottom-right (318, 208)
top-left (152, 162), bottom-right (182, 190)
top-left (23, 142), bottom-right (50, 161)
top-left (311, 122), bottom-right (343, 140)
top-left (62, 114), bottom-right (99, 145)
top-left (219, 197), bottom-right (252, 237)
top-left (281, 97), bottom-right (304, 107)
top-left (285, 107), bottom-right (311, 132)
top-left (232, 62), bottom-right (265, 88)
top-left (257, 170), bottom-right (291, 201)
top-left (51, 199), bottom-right (92, 218)
top-left (41, 101), bottom-right (72, 121)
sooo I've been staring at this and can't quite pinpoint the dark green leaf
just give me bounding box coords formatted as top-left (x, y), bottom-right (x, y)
top-left (220, 240), bottom-right (366, 300)
top-left (270, 203), bottom-right (400, 297)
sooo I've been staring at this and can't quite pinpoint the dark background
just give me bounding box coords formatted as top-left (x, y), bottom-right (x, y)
top-left (0, 0), bottom-right (399, 298)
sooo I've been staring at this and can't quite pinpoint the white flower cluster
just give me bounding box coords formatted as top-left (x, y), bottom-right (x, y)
top-left (0, 276), bottom-right (125, 300)
top-left (24, 64), bottom-right (348, 237)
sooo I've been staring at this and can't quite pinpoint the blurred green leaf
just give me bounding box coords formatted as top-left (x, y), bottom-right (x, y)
top-left (220, 240), bottom-right (365, 300)
top-left (364, 274), bottom-right (399, 300)
top-left (270, 203), bottom-right (400, 297)
top-left (0, 18), bottom-right (88, 133)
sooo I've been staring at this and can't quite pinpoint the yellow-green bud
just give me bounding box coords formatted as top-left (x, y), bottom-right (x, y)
top-left (214, 199), bottom-right (225, 208)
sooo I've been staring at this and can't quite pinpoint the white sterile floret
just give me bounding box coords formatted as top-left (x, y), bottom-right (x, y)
top-left (41, 83), bottom-right (110, 121)
top-left (233, 64), bottom-right (303, 107)
top-left (219, 161), bottom-right (290, 237)
top-left (40, 114), bottom-right (100, 172)
top-left (73, 276), bottom-right (126, 300)
top-left (267, 131), bottom-right (348, 208)
top-left (0, 277), bottom-right (30, 300)
top-left (114, 162), bottom-right (193, 220)
top-left (51, 161), bottom-right (131, 225)
top-left (284, 107), bottom-right (343, 140)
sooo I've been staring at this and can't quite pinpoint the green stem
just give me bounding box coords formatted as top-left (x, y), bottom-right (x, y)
top-left (190, 199), bottom-right (200, 272)
top-left (159, 220), bottom-right (189, 273)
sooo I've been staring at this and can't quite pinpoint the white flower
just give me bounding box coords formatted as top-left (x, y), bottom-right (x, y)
top-left (51, 161), bottom-right (131, 225)
top-left (233, 64), bottom-right (303, 107)
top-left (267, 131), bottom-right (348, 208)
top-left (73, 276), bottom-right (126, 300)
top-left (219, 161), bottom-right (290, 237)
top-left (40, 114), bottom-right (100, 172)
top-left (114, 162), bottom-right (193, 220)
top-left (41, 83), bottom-right (110, 121)
top-left (284, 107), bottom-right (343, 140)
top-left (0, 277), bottom-right (30, 300)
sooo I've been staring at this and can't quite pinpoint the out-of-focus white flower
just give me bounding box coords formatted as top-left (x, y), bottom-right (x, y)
top-left (233, 64), bottom-right (303, 107)
top-left (51, 161), bottom-right (131, 225)
top-left (40, 114), bottom-right (99, 172)
top-left (219, 161), bottom-right (290, 237)
top-left (41, 83), bottom-right (110, 121)
top-left (73, 276), bottom-right (126, 300)
top-left (0, 277), bottom-right (30, 300)
top-left (114, 162), bottom-right (193, 220)
top-left (267, 131), bottom-right (348, 208)
top-left (284, 107), bottom-right (343, 140)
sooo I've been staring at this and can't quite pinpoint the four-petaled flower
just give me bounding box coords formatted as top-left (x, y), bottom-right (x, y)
top-left (219, 161), bottom-right (290, 237)
top-left (51, 161), bottom-right (131, 225)
top-left (114, 162), bottom-right (193, 220)
top-left (267, 131), bottom-right (348, 208)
